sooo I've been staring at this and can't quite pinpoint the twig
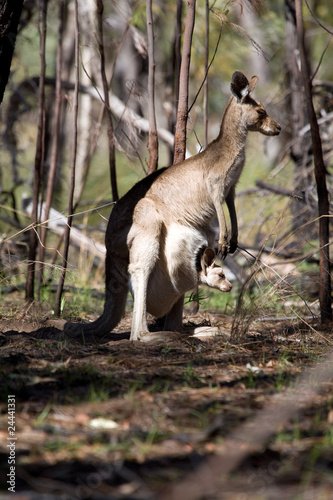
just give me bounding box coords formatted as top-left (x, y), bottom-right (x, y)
top-left (311, 33), bottom-right (332, 82)
top-left (304, 0), bottom-right (333, 35)
top-left (187, 16), bottom-right (222, 117)
top-left (255, 315), bottom-right (317, 322)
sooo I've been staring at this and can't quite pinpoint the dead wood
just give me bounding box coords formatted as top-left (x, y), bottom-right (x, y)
top-left (23, 200), bottom-right (105, 260)
top-left (255, 180), bottom-right (304, 200)
top-left (8, 76), bottom-right (177, 151)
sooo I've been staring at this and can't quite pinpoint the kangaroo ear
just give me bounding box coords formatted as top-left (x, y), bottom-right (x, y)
top-left (230, 71), bottom-right (250, 102)
top-left (201, 248), bottom-right (216, 275)
top-left (248, 75), bottom-right (259, 93)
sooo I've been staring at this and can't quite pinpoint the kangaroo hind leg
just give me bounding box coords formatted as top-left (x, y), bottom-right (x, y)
top-left (128, 199), bottom-right (162, 341)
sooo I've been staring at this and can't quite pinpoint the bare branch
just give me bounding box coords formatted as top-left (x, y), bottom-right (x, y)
top-left (256, 180), bottom-right (304, 200)
top-left (304, 0), bottom-right (333, 35)
top-left (188, 17), bottom-right (222, 117)
top-left (212, 8), bottom-right (271, 61)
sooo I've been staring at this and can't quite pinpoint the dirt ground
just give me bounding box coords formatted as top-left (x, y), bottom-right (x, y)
top-left (0, 311), bottom-right (333, 500)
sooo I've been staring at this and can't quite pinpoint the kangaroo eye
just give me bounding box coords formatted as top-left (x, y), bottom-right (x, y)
top-left (257, 109), bottom-right (266, 117)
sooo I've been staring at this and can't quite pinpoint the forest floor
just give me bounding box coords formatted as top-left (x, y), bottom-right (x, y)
top-left (0, 307), bottom-right (333, 500)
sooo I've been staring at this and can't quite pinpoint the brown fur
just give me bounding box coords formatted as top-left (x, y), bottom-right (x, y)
top-left (65, 71), bottom-right (280, 341)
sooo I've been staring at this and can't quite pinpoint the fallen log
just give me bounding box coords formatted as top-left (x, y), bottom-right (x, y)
top-left (23, 199), bottom-right (106, 260)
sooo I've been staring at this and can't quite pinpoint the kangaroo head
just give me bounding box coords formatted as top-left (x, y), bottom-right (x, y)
top-left (230, 71), bottom-right (281, 137)
top-left (199, 248), bottom-right (233, 293)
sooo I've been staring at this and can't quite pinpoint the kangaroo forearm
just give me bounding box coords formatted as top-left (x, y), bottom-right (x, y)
top-left (215, 205), bottom-right (229, 257)
top-left (226, 190), bottom-right (238, 251)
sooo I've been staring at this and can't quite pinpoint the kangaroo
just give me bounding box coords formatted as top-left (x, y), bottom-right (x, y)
top-left (65, 71), bottom-right (281, 341)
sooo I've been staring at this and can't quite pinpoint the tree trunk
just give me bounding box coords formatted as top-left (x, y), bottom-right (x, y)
top-left (146, 0), bottom-right (158, 175)
top-left (54, 0), bottom-right (80, 316)
top-left (26, 0), bottom-right (48, 302)
top-left (173, 0), bottom-right (196, 165)
top-left (74, 0), bottom-right (95, 200)
top-left (285, 0), bottom-right (315, 234)
top-left (295, 0), bottom-right (332, 323)
top-left (166, 0), bottom-right (182, 164)
top-left (37, 0), bottom-right (65, 300)
top-left (96, 0), bottom-right (118, 202)
top-left (0, 0), bottom-right (24, 104)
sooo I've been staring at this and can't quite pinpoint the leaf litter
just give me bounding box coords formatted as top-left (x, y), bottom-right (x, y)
top-left (0, 311), bottom-right (332, 499)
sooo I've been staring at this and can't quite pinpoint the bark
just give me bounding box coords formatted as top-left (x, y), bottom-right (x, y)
top-left (146, 0), bottom-right (158, 175)
top-left (0, 0), bottom-right (23, 104)
top-left (173, 0), bottom-right (196, 165)
top-left (96, 0), bottom-right (118, 202)
top-left (166, 0), bottom-right (182, 164)
top-left (295, 0), bottom-right (332, 323)
top-left (0, 0), bottom-right (24, 188)
top-left (26, 0), bottom-right (48, 302)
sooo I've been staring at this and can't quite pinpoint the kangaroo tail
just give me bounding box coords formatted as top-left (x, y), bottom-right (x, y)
top-left (64, 286), bottom-right (128, 338)
top-left (64, 249), bottom-right (128, 338)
